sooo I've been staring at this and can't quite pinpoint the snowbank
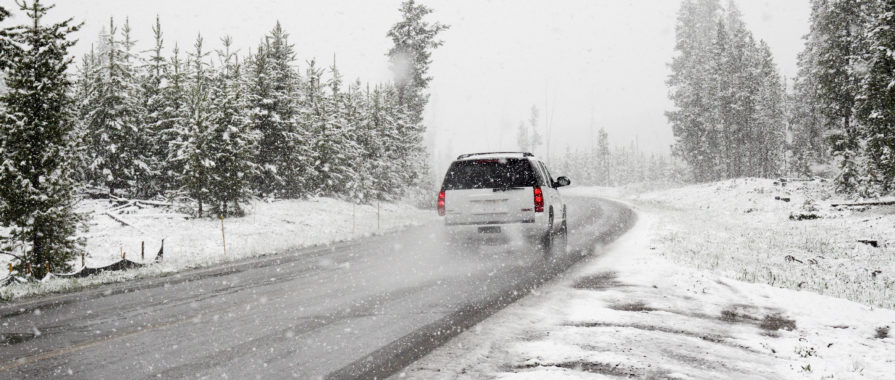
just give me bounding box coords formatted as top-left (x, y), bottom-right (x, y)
top-left (621, 178), bottom-right (895, 309)
top-left (0, 197), bottom-right (436, 300)
top-left (401, 208), bottom-right (895, 379)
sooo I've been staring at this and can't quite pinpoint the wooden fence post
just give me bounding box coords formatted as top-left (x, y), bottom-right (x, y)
top-left (220, 215), bottom-right (227, 256)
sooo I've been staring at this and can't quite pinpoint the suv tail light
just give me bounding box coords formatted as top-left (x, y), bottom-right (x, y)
top-left (437, 191), bottom-right (446, 216)
top-left (533, 187), bottom-right (544, 212)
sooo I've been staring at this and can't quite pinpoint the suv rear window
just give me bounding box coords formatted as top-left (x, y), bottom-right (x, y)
top-left (442, 159), bottom-right (538, 190)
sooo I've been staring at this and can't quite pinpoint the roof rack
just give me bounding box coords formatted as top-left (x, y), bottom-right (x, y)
top-left (456, 152), bottom-right (534, 160)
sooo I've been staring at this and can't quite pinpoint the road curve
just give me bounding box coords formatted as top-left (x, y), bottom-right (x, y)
top-left (0, 196), bottom-right (634, 379)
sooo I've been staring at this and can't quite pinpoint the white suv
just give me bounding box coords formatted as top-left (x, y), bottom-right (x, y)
top-left (437, 152), bottom-right (571, 250)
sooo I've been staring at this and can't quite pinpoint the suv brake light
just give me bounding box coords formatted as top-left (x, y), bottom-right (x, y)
top-left (533, 186), bottom-right (544, 212)
top-left (437, 191), bottom-right (446, 216)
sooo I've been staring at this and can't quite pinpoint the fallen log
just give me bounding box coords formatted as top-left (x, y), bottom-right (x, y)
top-left (858, 240), bottom-right (879, 248)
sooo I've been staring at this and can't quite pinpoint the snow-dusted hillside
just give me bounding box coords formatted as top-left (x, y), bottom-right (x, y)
top-left (0, 198), bottom-right (436, 300)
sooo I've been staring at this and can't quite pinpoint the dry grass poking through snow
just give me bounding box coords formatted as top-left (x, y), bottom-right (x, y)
top-left (631, 178), bottom-right (895, 309)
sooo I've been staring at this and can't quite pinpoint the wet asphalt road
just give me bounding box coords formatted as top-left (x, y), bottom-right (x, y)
top-left (0, 196), bottom-right (634, 379)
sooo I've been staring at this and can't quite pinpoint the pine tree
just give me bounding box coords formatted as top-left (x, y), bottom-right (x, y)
top-left (139, 16), bottom-right (170, 196)
top-left (340, 80), bottom-right (367, 202)
top-left (387, 0), bottom-right (448, 124)
top-left (308, 60), bottom-right (360, 197)
top-left (597, 127), bottom-right (610, 185)
top-left (159, 43), bottom-right (188, 193)
top-left (176, 34), bottom-right (213, 216)
top-left (355, 84), bottom-right (399, 201)
top-left (206, 36), bottom-right (258, 216)
top-left (72, 46), bottom-right (99, 185)
top-left (248, 22), bottom-right (308, 198)
top-left (667, 0), bottom-right (723, 182)
top-left (516, 121), bottom-right (530, 152)
top-left (83, 17), bottom-right (149, 196)
top-left (790, 60), bottom-right (826, 176)
top-left (802, 0), bottom-right (873, 191)
top-left (528, 105), bottom-right (543, 155)
top-left (754, 41), bottom-right (786, 177)
top-left (387, 0), bottom-right (447, 194)
top-left (857, 1), bottom-right (895, 192)
top-left (0, 1), bottom-right (83, 277)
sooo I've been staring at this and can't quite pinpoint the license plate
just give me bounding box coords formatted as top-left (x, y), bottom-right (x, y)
top-left (478, 226), bottom-right (501, 233)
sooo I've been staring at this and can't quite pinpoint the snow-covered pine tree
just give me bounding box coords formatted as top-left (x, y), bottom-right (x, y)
top-left (387, 0), bottom-right (447, 196)
top-left (175, 34), bottom-right (214, 217)
top-left (159, 43), bottom-right (189, 193)
top-left (309, 60), bottom-right (360, 197)
top-left (516, 121), bottom-right (530, 152)
top-left (83, 17), bottom-right (150, 197)
top-left (370, 84), bottom-right (406, 200)
top-left (802, 0), bottom-right (873, 192)
top-left (528, 105), bottom-right (543, 155)
top-left (341, 80), bottom-right (367, 202)
top-left (597, 127), bottom-right (610, 185)
top-left (303, 60), bottom-right (330, 195)
top-left (387, 0), bottom-right (448, 125)
top-left (71, 46), bottom-right (99, 185)
top-left (754, 41), bottom-right (786, 178)
top-left (0, 0), bottom-right (83, 277)
top-left (667, 0), bottom-right (723, 182)
top-left (856, 1), bottom-right (895, 192)
top-left (353, 84), bottom-right (395, 202)
top-left (205, 36), bottom-right (258, 216)
top-left (248, 22), bottom-right (308, 198)
top-left (722, 2), bottom-right (761, 178)
top-left (139, 16), bottom-right (170, 196)
top-left (387, 81), bottom-right (430, 197)
top-left (789, 57), bottom-right (827, 176)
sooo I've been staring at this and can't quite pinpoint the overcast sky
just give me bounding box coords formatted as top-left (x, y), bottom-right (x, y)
top-left (40, 0), bottom-right (810, 172)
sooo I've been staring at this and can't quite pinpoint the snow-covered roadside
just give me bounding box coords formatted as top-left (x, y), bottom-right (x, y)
top-left (0, 197), bottom-right (436, 301)
top-left (399, 209), bottom-right (895, 379)
top-left (608, 178), bottom-right (894, 310)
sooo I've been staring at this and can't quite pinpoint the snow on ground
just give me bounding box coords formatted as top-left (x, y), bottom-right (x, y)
top-left (611, 178), bottom-right (895, 310)
top-left (400, 207), bottom-right (895, 379)
top-left (0, 197), bottom-right (436, 301)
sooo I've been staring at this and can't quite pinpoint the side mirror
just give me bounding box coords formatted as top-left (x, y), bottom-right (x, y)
top-left (555, 176), bottom-right (571, 188)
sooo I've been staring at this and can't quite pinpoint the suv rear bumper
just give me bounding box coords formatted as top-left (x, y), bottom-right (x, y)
top-left (443, 213), bottom-right (550, 240)
top-left (444, 219), bottom-right (535, 226)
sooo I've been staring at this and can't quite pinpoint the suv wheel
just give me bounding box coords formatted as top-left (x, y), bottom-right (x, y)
top-left (542, 208), bottom-right (554, 255)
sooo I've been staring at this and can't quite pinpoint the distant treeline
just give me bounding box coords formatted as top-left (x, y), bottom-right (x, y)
top-left (552, 128), bottom-right (687, 187)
